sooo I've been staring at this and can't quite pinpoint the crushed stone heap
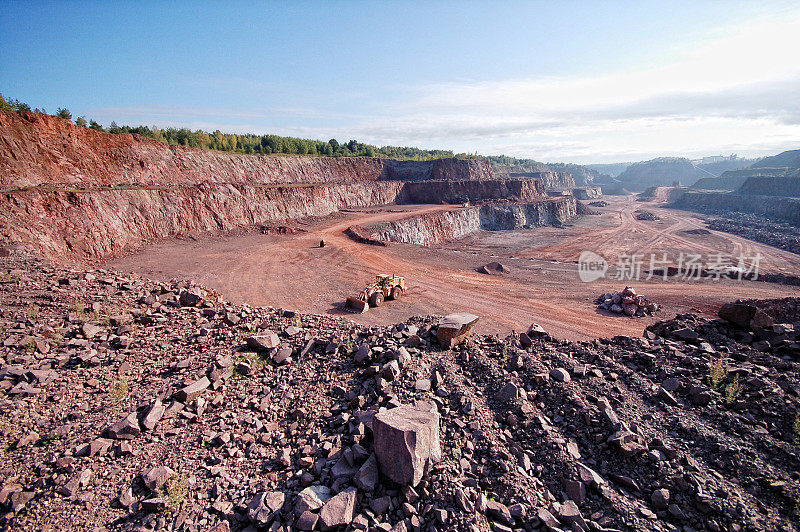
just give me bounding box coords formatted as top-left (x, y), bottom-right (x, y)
top-left (595, 286), bottom-right (660, 317)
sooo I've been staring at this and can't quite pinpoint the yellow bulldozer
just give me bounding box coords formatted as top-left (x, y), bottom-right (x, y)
top-left (345, 274), bottom-right (406, 313)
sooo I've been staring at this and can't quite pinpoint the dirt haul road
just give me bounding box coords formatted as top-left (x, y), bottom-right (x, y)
top-left (107, 197), bottom-right (800, 341)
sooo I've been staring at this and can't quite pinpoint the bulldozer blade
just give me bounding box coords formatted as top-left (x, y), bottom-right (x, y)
top-left (345, 297), bottom-right (369, 313)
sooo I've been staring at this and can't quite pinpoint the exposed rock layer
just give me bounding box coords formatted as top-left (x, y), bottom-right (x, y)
top-left (0, 111), bottom-right (510, 263)
top-left (0, 112), bottom-right (492, 189)
top-left (2, 181), bottom-right (405, 261)
top-left (736, 176), bottom-right (800, 198)
top-left (359, 198), bottom-right (577, 246)
top-left (503, 170), bottom-right (575, 189)
top-left (396, 178), bottom-right (544, 204)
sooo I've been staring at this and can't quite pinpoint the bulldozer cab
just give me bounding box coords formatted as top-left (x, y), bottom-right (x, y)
top-left (375, 274), bottom-right (405, 292)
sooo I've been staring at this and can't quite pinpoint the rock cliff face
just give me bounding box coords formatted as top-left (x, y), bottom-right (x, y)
top-left (429, 158), bottom-right (494, 181)
top-left (0, 112), bottom-right (494, 189)
top-left (397, 178), bottom-right (544, 204)
top-left (0, 112), bottom-right (390, 189)
top-left (0, 112), bottom-right (507, 263)
top-left (505, 171), bottom-right (575, 190)
top-left (573, 187), bottom-right (602, 200)
top-left (4, 181), bottom-right (406, 261)
top-left (359, 198), bottom-right (577, 246)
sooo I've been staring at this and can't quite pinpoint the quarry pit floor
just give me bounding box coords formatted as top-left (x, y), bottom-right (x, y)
top-left (106, 197), bottom-right (800, 341)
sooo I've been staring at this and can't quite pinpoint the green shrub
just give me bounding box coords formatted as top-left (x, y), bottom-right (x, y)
top-left (161, 474), bottom-right (188, 511)
top-left (109, 377), bottom-right (129, 415)
top-left (708, 356), bottom-right (727, 390)
top-left (725, 375), bottom-right (742, 404)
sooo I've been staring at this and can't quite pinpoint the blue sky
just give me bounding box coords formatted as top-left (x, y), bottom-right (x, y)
top-left (2, 1), bottom-right (799, 163)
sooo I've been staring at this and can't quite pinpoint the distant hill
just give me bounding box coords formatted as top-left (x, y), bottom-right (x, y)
top-left (586, 163), bottom-right (630, 178)
top-left (695, 156), bottom-right (757, 176)
top-left (690, 149), bottom-right (800, 192)
top-left (691, 169), bottom-right (756, 191)
top-left (750, 149), bottom-right (800, 170)
top-left (615, 157), bottom-right (701, 191)
top-left (615, 155), bottom-right (753, 191)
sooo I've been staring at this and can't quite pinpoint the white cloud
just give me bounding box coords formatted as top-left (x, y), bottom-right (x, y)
top-left (88, 11), bottom-right (800, 163)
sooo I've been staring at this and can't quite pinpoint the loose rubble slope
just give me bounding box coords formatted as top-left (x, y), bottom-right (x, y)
top-left (1, 253), bottom-right (799, 531)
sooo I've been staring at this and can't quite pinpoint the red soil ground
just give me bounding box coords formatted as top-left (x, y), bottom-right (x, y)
top-left (106, 197), bottom-right (800, 341)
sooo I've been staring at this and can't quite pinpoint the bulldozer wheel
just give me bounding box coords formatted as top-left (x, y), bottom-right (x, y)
top-left (369, 292), bottom-right (384, 307)
top-left (388, 287), bottom-right (403, 300)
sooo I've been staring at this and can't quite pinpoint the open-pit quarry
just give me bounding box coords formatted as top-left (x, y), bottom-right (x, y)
top-left (2, 111), bottom-right (799, 341)
top-left (4, 110), bottom-right (800, 532)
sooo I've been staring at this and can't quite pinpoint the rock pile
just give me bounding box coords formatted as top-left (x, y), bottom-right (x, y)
top-left (706, 212), bottom-right (800, 255)
top-left (595, 286), bottom-right (659, 317)
top-left (1, 252), bottom-right (799, 531)
top-left (635, 210), bottom-right (659, 221)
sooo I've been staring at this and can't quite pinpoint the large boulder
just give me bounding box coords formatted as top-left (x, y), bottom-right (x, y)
top-left (245, 332), bottom-right (281, 350)
top-left (295, 485), bottom-right (331, 515)
top-left (477, 262), bottom-right (509, 275)
top-left (107, 412), bottom-right (141, 440)
top-left (248, 491), bottom-right (285, 525)
top-left (174, 376), bottom-right (210, 402)
top-left (373, 401), bottom-right (442, 486)
top-left (141, 465), bottom-right (176, 491)
top-left (179, 289), bottom-right (203, 307)
top-left (319, 488), bottom-right (356, 530)
top-left (718, 303), bottom-right (773, 330)
top-left (436, 313), bottom-right (479, 349)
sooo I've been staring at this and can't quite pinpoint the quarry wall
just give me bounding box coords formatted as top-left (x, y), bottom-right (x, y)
top-left (573, 187), bottom-right (602, 200)
top-left (396, 178), bottom-right (544, 204)
top-left (0, 111), bottom-right (548, 263)
top-left (0, 111), bottom-right (492, 189)
top-left (506, 171), bottom-right (576, 189)
top-left (359, 198), bottom-right (577, 246)
top-left (2, 181), bottom-right (406, 262)
top-left (691, 170), bottom-right (754, 191)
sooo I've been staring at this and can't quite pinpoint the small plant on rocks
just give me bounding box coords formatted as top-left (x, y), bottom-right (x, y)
top-left (108, 377), bottom-right (129, 415)
top-left (160, 474), bottom-right (188, 511)
top-left (0, 271), bottom-right (20, 284)
top-left (793, 413), bottom-right (800, 446)
top-left (25, 304), bottom-right (39, 320)
top-left (725, 375), bottom-right (742, 404)
top-left (22, 336), bottom-right (37, 352)
top-left (41, 433), bottom-right (61, 445)
top-left (70, 299), bottom-right (88, 319)
top-left (708, 356), bottom-right (727, 390)
top-left (49, 328), bottom-right (65, 346)
top-left (98, 308), bottom-right (112, 327)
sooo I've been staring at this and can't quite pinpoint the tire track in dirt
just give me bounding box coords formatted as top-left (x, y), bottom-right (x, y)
top-left (106, 198), bottom-right (800, 341)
